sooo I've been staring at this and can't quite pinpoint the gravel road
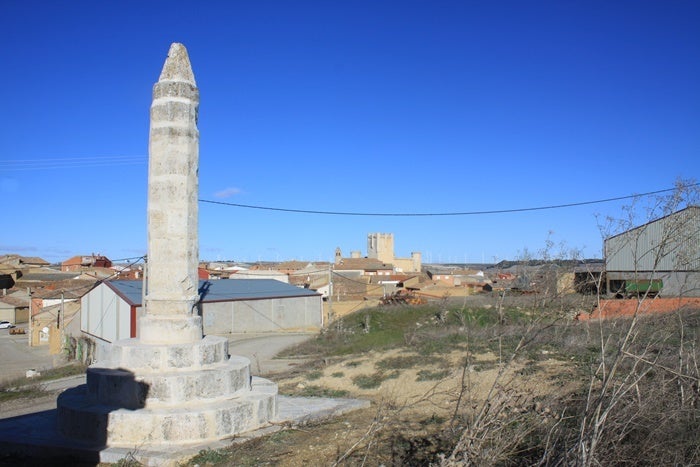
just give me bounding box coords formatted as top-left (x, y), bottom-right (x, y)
top-left (0, 329), bottom-right (57, 384)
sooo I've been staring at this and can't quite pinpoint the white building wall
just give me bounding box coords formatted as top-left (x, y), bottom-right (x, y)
top-left (81, 283), bottom-right (322, 354)
top-left (0, 306), bottom-right (17, 323)
top-left (43, 298), bottom-right (78, 308)
top-left (81, 283), bottom-right (131, 343)
top-left (202, 295), bottom-right (322, 334)
top-left (229, 271), bottom-right (289, 283)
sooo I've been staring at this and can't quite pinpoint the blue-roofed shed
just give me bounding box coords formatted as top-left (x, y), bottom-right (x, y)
top-left (105, 279), bottom-right (319, 306)
top-left (81, 279), bottom-right (322, 358)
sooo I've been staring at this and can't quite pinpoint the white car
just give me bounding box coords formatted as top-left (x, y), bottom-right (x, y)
top-left (0, 321), bottom-right (15, 329)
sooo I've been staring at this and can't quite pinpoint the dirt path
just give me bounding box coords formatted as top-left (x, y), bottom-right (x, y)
top-left (227, 332), bottom-right (314, 376)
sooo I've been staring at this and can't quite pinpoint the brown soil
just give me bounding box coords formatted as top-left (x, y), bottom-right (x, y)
top-left (579, 297), bottom-right (700, 320)
top-left (213, 347), bottom-right (579, 466)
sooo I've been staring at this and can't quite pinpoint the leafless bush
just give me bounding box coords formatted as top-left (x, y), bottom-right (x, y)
top-left (440, 180), bottom-right (700, 466)
top-left (572, 180), bottom-right (700, 466)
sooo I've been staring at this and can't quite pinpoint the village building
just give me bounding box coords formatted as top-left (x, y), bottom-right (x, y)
top-left (331, 234), bottom-right (425, 302)
top-left (426, 268), bottom-right (486, 286)
top-left (0, 254), bottom-right (50, 269)
top-left (61, 254), bottom-right (112, 272)
top-left (367, 274), bottom-right (422, 297)
top-left (27, 278), bottom-right (98, 347)
top-left (0, 255), bottom-right (52, 290)
top-left (334, 255), bottom-right (394, 275)
top-left (0, 291), bottom-right (29, 325)
top-left (286, 262), bottom-right (332, 292)
top-left (604, 205), bottom-right (700, 297)
top-left (229, 268), bottom-right (289, 282)
top-left (367, 233), bottom-right (422, 273)
top-left (81, 278), bottom-right (323, 359)
top-left (332, 233), bottom-right (421, 273)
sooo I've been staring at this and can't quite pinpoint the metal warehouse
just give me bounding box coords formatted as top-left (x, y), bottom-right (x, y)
top-left (604, 206), bottom-right (700, 297)
top-left (82, 279), bottom-right (322, 358)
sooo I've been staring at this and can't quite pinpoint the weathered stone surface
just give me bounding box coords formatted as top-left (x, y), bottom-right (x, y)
top-left (106, 335), bottom-right (229, 371)
top-left (57, 44), bottom-right (279, 449)
top-left (145, 42), bottom-right (201, 335)
top-left (58, 381), bottom-right (277, 446)
top-left (139, 314), bottom-right (203, 345)
top-left (158, 43), bottom-right (196, 85)
top-left (85, 357), bottom-right (251, 407)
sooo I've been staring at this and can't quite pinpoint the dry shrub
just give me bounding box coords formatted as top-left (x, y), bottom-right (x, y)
top-left (436, 307), bottom-right (700, 466)
top-left (440, 386), bottom-right (552, 466)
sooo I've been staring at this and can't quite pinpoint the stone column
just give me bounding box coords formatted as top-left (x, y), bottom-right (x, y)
top-left (141, 43), bottom-right (202, 344)
top-left (57, 44), bottom-right (280, 451)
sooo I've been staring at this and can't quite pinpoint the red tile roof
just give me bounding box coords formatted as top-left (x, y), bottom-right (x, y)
top-left (334, 258), bottom-right (393, 271)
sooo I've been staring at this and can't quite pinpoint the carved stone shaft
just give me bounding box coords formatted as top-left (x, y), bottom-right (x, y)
top-left (142, 43), bottom-right (202, 344)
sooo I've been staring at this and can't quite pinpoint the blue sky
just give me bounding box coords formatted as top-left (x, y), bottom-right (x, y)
top-left (1, 1), bottom-right (698, 264)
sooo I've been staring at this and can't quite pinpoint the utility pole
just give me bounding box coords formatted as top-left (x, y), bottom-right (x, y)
top-left (141, 255), bottom-right (148, 311)
top-left (327, 264), bottom-right (333, 325)
top-left (27, 287), bottom-right (32, 347)
top-left (60, 292), bottom-right (65, 329)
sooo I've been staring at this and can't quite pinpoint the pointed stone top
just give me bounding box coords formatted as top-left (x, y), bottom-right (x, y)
top-left (158, 43), bottom-right (196, 85)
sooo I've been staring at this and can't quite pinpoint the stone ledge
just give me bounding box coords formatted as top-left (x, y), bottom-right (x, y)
top-left (86, 357), bottom-right (252, 407)
top-left (57, 378), bottom-right (278, 446)
top-left (2, 395), bottom-right (369, 466)
top-left (106, 335), bottom-right (230, 371)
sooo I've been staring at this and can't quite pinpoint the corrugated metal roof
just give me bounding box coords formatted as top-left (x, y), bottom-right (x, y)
top-left (605, 206), bottom-right (700, 272)
top-left (106, 279), bottom-right (320, 306)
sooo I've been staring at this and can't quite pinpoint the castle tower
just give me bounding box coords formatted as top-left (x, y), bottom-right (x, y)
top-left (367, 233), bottom-right (394, 264)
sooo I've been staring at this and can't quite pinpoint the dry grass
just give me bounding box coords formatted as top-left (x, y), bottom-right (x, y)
top-left (178, 294), bottom-right (700, 466)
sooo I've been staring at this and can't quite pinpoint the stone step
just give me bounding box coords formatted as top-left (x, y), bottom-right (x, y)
top-left (86, 356), bottom-right (251, 407)
top-left (57, 377), bottom-right (278, 446)
top-left (105, 335), bottom-right (230, 372)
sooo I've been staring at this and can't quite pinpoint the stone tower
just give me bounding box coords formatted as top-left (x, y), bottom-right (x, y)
top-left (367, 232), bottom-right (394, 264)
top-left (57, 43), bottom-right (278, 448)
top-left (335, 247), bottom-right (342, 265)
top-left (411, 251), bottom-right (422, 272)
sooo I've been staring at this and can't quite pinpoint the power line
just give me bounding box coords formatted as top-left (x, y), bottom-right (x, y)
top-left (29, 256), bottom-right (146, 300)
top-left (200, 184), bottom-right (698, 217)
top-left (5, 156), bottom-right (146, 162)
top-left (2, 156), bottom-right (147, 171)
top-left (110, 255), bottom-right (148, 263)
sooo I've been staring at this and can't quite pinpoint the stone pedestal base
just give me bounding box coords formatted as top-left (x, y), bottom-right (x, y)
top-left (57, 335), bottom-right (278, 447)
top-left (139, 314), bottom-right (203, 345)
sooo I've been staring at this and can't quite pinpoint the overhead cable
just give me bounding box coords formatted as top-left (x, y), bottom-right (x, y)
top-left (2, 156), bottom-right (146, 171)
top-left (200, 184), bottom-right (697, 217)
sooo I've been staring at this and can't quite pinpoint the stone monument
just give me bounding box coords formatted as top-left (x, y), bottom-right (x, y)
top-left (57, 43), bottom-right (278, 447)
